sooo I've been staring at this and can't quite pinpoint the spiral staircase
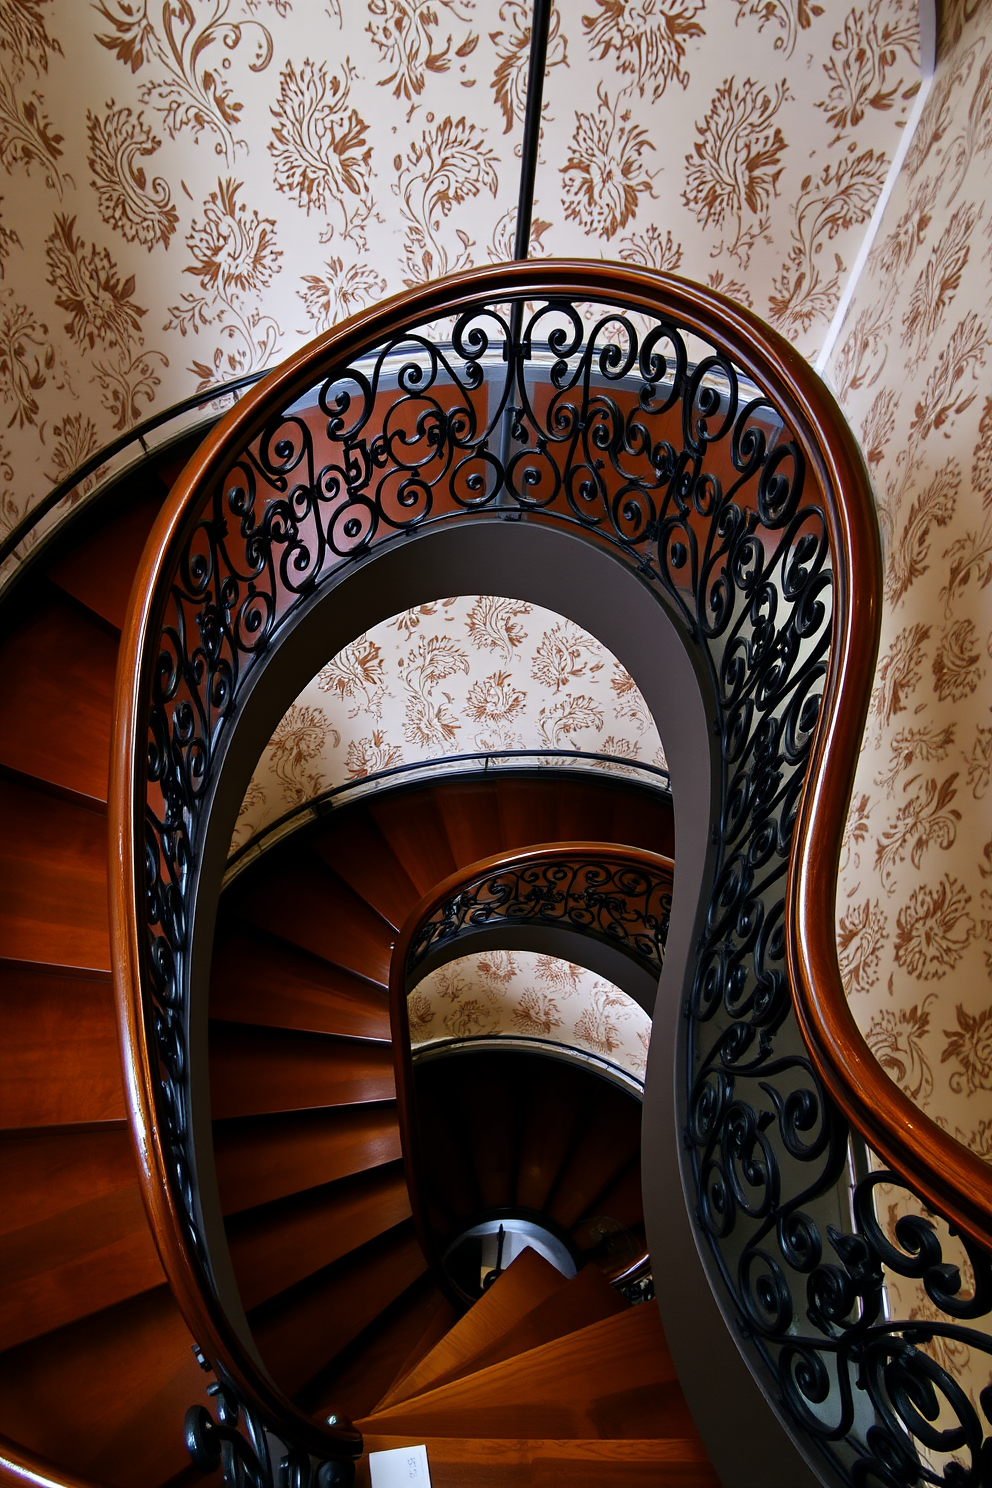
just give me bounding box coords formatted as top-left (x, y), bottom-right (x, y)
top-left (3, 261), bottom-right (991, 1488)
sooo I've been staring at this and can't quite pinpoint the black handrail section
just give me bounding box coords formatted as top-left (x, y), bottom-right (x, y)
top-left (225, 748), bottom-right (672, 874)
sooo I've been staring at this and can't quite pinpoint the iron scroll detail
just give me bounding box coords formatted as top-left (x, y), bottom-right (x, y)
top-left (124, 266), bottom-right (991, 1485)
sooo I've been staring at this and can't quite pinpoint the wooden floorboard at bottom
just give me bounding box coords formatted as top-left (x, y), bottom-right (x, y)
top-left (357, 1436), bottom-right (719, 1487)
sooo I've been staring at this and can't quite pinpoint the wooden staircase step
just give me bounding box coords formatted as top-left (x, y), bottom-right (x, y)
top-left (312, 810), bottom-right (423, 931)
top-left (232, 848), bottom-right (394, 985)
top-left (302, 1277), bottom-right (456, 1423)
top-left (0, 1284), bottom-right (203, 1488)
top-left (376, 1248), bottom-right (567, 1413)
top-left (209, 1024), bottom-right (395, 1120)
top-left (0, 592), bottom-right (117, 806)
top-left (367, 789), bottom-right (457, 896)
top-left (495, 777), bottom-right (561, 851)
top-left (514, 1061), bottom-right (586, 1212)
top-left (45, 489), bottom-right (165, 632)
top-left (420, 1264), bottom-right (627, 1395)
top-left (554, 780), bottom-right (616, 845)
top-left (371, 1434), bottom-right (714, 1487)
top-left (431, 780), bottom-right (504, 867)
top-left (0, 1129), bottom-right (139, 1237)
top-left (0, 1181), bottom-right (163, 1350)
top-left (0, 967), bottom-right (123, 1129)
top-left (226, 1164), bottom-right (411, 1309)
top-left (0, 778), bottom-right (110, 975)
top-left (546, 1087), bottom-right (641, 1232)
top-left (606, 788), bottom-right (674, 858)
top-left (358, 1436), bottom-right (718, 1487)
top-left (214, 1104), bottom-right (402, 1215)
top-left (575, 1156), bottom-right (644, 1235)
top-left (359, 1305), bottom-right (696, 1441)
top-left (210, 923), bottom-right (390, 1040)
top-left (250, 1223), bottom-right (427, 1397)
top-left (414, 1067), bottom-right (483, 1226)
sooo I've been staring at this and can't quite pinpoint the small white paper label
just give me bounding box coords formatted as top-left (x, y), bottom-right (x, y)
top-left (368, 1443), bottom-right (432, 1488)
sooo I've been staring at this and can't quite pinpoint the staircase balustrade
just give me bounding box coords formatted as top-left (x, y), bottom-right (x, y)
top-left (109, 261), bottom-right (992, 1486)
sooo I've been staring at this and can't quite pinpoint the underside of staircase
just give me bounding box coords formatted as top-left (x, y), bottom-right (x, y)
top-left (0, 455), bottom-right (716, 1486)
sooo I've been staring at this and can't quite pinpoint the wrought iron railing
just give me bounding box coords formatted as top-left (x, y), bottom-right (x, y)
top-left (110, 261), bottom-right (992, 1485)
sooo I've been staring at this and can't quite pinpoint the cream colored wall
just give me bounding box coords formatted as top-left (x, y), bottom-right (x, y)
top-left (408, 949), bottom-right (651, 1083)
top-left (824, 0), bottom-right (992, 1163)
top-left (232, 595), bottom-right (664, 852)
top-left (1, 0), bottom-right (918, 546)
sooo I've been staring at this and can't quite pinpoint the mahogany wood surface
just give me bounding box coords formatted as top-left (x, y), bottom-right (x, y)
top-left (360, 1305), bottom-right (696, 1440)
top-left (514, 1062), bottom-right (586, 1212)
top-left (0, 778), bottom-right (110, 974)
top-left (250, 1224), bottom-right (427, 1396)
top-left (213, 1104), bottom-right (402, 1215)
top-left (432, 781), bottom-right (505, 868)
top-left (0, 1285), bottom-right (203, 1488)
top-left (210, 923), bottom-right (390, 1041)
top-left (495, 779), bottom-right (561, 852)
top-left (357, 1436), bottom-right (718, 1487)
top-left (0, 968), bottom-right (124, 1128)
top-left (209, 1024), bottom-right (395, 1120)
top-left (231, 850), bottom-right (393, 986)
top-left (546, 1087), bottom-right (641, 1231)
top-left (0, 1129), bottom-right (138, 1237)
top-left (428, 1264), bottom-right (626, 1392)
top-left (46, 489), bottom-right (165, 633)
top-left (0, 1179), bottom-right (163, 1350)
top-left (0, 593), bottom-right (117, 807)
top-left (581, 1157), bottom-right (644, 1234)
top-left (412, 1075), bottom-right (483, 1223)
top-left (367, 791), bottom-right (457, 897)
top-left (378, 1249), bottom-right (567, 1412)
top-left (311, 812), bottom-right (422, 932)
top-left (302, 1277), bottom-right (454, 1423)
top-left (226, 1164), bottom-right (411, 1309)
top-left (452, 1057), bottom-right (518, 1212)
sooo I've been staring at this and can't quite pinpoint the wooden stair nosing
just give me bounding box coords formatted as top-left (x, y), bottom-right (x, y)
top-left (357, 1436), bottom-right (719, 1488)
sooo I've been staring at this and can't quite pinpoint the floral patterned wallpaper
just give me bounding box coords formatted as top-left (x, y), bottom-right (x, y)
top-left (824, 0), bottom-right (992, 1165)
top-left (232, 594), bottom-right (665, 852)
top-left (0, 0), bottom-right (920, 547)
top-left (408, 948), bottom-right (651, 1084)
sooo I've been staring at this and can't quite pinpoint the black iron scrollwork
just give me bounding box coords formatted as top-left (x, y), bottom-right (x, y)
top-left (137, 287), bottom-right (991, 1485)
top-left (185, 1371), bottom-right (354, 1488)
top-left (410, 853), bottom-right (672, 981)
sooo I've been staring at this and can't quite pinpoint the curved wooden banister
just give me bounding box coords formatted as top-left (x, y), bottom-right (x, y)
top-left (386, 840), bottom-right (675, 1293)
top-left (0, 1439), bottom-right (111, 1488)
top-left (110, 259), bottom-right (991, 1480)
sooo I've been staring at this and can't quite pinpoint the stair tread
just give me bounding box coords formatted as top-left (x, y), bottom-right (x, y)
top-left (546, 1084), bottom-right (641, 1232)
top-left (0, 1181), bottom-right (163, 1351)
top-left (0, 967), bottom-right (124, 1129)
top-left (359, 1304), bottom-right (695, 1441)
top-left (367, 790), bottom-right (457, 896)
top-left (214, 1104), bottom-right (402, 1216)
top-left (359, 1436), bottom-right (718, 1487)
top-left (311, 809), bottom-right (423, 931)
top-left (422, 1263), bottom-right (627, 1396)
top-left (0, 777), bottom-right (110, 974)
top-left (0, 593), bottom-right (117, 805)
top-left (45, 489), bottom-right (164, 632)
top-left (226, 1164), bottom-right (411, 1310)
top-left (209, 1023), bottom-right (395, 1120)
top-left (377, 1248), bottom-right (567, 1412)
top-left (250, 1223), bottom-right (427, 1398)
top-left (431, 780), bottom-right (504, 868)
top-left (210, 922), bottom-right (390, 1041)
top-left (231, 847), bottom-right (394, 985)
top-left (0, 1283), bottom-right (203, 1488)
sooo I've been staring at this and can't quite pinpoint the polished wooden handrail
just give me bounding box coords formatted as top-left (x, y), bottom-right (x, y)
top-left (387, 840), bottom-right (675, 1296)
top-left (0, 1439), bottom-right (110, 1488)
top-left (110, 260), bottom-right (991, 1471)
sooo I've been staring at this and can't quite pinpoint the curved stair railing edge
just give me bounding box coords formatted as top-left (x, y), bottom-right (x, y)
top-left (386, 839), bottom-right (675, 1301)
top-left (108, 260), bottom-right (992, 1484)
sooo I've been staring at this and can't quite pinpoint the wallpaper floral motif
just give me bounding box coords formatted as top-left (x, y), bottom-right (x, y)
top-left (408, 948), bottom-right (651, 1084)
top-left (825, 0), bottom-right (992, 1165)
top-left (232, 594), bottom-right (665, 852)
top-left (0, 0), bottom-right (919, 550)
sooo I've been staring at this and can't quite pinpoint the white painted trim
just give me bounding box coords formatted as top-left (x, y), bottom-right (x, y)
top-left (814, 0), bottom-right (938, 376)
